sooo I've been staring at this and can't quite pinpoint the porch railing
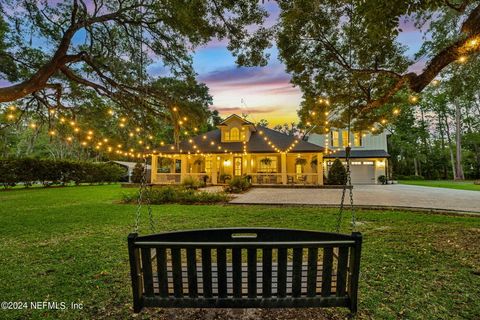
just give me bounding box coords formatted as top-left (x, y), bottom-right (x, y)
top-left (155, 173), bottom-right (181, 184)
top-left (286, 173), bottom-right (319, 185)
top-left (155, 173), bottom-right (212, 184)
top-left (250, 173), bottom-right (282, 185)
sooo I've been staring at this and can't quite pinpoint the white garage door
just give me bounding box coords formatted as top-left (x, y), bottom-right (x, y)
top-left (350, 162), bottom-right (375, 184)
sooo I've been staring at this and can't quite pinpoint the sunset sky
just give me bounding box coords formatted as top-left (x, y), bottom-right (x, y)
top-left (191, 2), bottom-right (426, 126)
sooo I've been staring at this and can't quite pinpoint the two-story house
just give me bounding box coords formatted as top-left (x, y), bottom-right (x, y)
top-left (308, 129), bottom-right (390, 184)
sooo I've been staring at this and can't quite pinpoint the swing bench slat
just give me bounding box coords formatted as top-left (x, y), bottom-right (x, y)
top-left (128, 228), bottom-right (362, 313)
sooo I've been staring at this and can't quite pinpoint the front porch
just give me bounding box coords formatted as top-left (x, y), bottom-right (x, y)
top-left (151, 152), bottom-right (324, 186)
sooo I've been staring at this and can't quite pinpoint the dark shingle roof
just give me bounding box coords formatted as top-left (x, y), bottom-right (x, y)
top-left (324, 149), bottom-right (390, 158)
top-left (157, 127), bottom-right (324, 154)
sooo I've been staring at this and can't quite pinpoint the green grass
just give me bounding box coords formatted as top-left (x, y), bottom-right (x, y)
top-left (400, 179), bottom-right (480, 191)
top-left (0, 185), bottom-right (479, 320)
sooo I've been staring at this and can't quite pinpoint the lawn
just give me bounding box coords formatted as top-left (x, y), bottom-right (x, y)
top-left (400, 179), bottom-right (480, 191)
top-left (0, 185), bottom-right (479, 320)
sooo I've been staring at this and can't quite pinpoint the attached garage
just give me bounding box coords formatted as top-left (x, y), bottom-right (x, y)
top-left (324, 150), bottom-right (390, 185)
top-left (349, 161), bottom-right (375, 184)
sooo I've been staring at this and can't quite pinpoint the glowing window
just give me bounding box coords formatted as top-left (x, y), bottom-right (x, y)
top-left (224, 131), bottom-right (230, 141)
top-left (205, 160), bottom-right (212, 173)
top-left (331, 131), bottom-right (339, 147)
top-left (342, 130), bottom-right (349, 147)
top-left (353, 132), bottom-right (362, 147)
top-left (230, 127), bottom-right (240, 140)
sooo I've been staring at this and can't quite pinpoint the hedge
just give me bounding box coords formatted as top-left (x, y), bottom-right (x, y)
top-left (0, 158), bottom-right (127, 188)
top-left (122, 186), bottom-right (230, 204)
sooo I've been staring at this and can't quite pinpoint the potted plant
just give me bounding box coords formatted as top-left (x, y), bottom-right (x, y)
top-left (295, 158), bottom-right (307, 166)
top-left (377, 175), bottom-right (387, 185)
top-left (310, 157), bottom-right (318, 172)
top-left (260, 157), bottom-right (273, 166)
top-left (193, 158), bottom-right (203, 169)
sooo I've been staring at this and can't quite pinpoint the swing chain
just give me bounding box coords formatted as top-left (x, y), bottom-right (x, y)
top-left (133, 158), bottom-right (146, 233)
top-left (335, 144), bottom-right (357, 233)
top-left (133, 157), bottom-right (156, 233)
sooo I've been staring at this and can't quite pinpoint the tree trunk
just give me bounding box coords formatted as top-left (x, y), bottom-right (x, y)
top-left (455, 104), bottom-right (465, 180)
top-left (444, 114), bottom-right (457, 180)
top-left (438, 113), bottom-right (448, 179)
top-left (414, 157), bottom-right (419, 176)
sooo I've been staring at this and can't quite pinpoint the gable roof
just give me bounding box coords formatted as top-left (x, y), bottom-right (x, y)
top-left (156, 126), bottom-right (324, 154)
top-left (217, 114), bottom-right (255, 127)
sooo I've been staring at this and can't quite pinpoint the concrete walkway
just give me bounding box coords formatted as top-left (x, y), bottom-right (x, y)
top-left (229, 184), bottom-right (480, 214)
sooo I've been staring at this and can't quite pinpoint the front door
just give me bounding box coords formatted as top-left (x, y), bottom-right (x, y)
top-left (234, 157), bottom-right (242, 176)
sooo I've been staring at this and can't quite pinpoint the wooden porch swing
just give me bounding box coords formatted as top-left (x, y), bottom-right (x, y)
top-left (128, 145), bottom-right (361, 314)
top-left (127, 0), bottom-right (362, 314)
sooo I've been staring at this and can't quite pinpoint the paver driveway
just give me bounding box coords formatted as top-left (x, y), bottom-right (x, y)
top-left (229, 184), bottom-right (480, 214)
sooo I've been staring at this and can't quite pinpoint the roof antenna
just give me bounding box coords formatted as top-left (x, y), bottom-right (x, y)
top-left (240, 98), bottom-right (258, 124)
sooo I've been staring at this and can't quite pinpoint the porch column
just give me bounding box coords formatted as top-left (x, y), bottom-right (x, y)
top-left (212, 155), bottom-right (218, 185)
top-left (281, 152), bottom-right (287, 185)
top-left (150, 154), bottom-right (158, 184)
top-left (317, 153), bottom-right (324, 185)
top-left (180, 155), bottom-right (188, 182)
top-left (246, 154), bottom-right (252, 174)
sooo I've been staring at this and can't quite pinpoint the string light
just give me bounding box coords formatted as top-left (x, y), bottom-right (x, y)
top-left (458, 56), bottom-right (467, 63)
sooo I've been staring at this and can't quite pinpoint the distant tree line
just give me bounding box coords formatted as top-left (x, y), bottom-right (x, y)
top-left (0, 158), bottom-right (126, 188)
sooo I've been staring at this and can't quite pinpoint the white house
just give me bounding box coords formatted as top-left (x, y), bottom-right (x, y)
top-left (308, 129), bottom-right (390, 184)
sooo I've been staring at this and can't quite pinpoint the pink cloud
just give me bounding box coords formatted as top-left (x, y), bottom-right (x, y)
top-left (211, 106), bottom-right (279, 114)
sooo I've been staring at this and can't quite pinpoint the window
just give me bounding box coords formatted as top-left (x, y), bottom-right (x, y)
top-left (351, 161), bottom-right (362, 165)
top-left (230, 127), bottom-right (240, 140)
top-left (331, 131), bottom-right (339, 147)
top-left (353, 132), bottom-right (362, 147)
top-left (224, 131), bottom-right (230, 141)
top-left (363, 161), bottom-right (374, 165)
top-left (342, 130), bottom-right (349, 147)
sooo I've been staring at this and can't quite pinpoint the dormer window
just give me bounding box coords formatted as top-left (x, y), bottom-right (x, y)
top-left (230, 127), bottom-right (240, 140)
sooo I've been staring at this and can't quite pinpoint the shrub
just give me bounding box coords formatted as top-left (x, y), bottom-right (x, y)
top-left (37, 159), bottom-right (62, 186)
top-left (326, 159), bottom-right (347, 185)
top-left (396, 174), bottom-right (424, 181)
top-left (122, 186), bottom-right (230, 204)
top-left (225, 176), bottom-right (251, 193)
top-left (131, 162), bottom-right (145, 183)
top-left (377, 175), bottom-right (387, 185)
top-left (219, 173), bottom-right (232, 183)
top-left (182, 176), bottom-right (204, 190)
top-left (0, 159), bottom-right (16, 188)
